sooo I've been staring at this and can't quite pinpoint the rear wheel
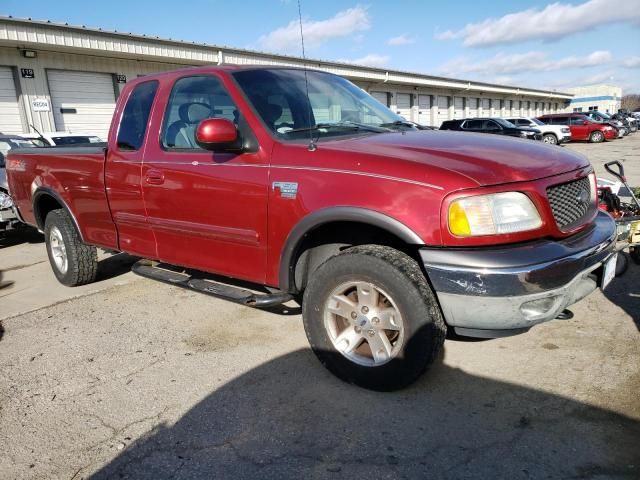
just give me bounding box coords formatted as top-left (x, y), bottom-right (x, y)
top-left (302, 245), bottom-right (446, 391)
top-left (44, 209), bottom-right (98, 286)
top-left (590, 130), bottom-right (604, 143)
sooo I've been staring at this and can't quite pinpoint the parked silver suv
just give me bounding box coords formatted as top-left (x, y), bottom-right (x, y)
top-left (505, 117), bottom-right (571, 145)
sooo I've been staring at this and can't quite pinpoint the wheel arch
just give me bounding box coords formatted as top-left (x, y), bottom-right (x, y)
top-left (32, 187), bottom-right (84, 241)
top-left (278, 207), bottom-right (424, 293)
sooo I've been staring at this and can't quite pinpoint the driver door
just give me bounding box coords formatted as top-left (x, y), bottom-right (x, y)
top-left (141, 74), bottom-right (269, 284)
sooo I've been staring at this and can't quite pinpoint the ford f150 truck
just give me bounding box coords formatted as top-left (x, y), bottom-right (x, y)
top-left (6, 66), bottom-right (617, 391)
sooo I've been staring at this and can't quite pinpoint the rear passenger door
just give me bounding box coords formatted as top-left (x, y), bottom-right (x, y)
top-left (106, 80), bottom-right (159, 257)
top-left (141, 74), bottom-right (270, 284)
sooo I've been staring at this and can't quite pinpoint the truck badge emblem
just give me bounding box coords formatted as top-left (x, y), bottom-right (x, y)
top-left (272, 182), bottom-right (298, 199)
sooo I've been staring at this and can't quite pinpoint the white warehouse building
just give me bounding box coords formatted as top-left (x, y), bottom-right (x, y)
top-left (0, 16), bottom-right (574, 137)
top-left (566, 84), bottom-right (622, 114)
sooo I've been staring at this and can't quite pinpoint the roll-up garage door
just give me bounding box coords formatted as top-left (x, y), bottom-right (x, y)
top-left (504, 100), bottom-right (512, 117)
top-left (512, 101), bottom-right (520, 116)
top-left (467, 98), bottom-right (478, 118)
top-left (396, 93), bottom-right (412, 120)
top-left (0, 67), bottom-right (23, 135)
top-left (491, 99), bottom-right (500, 115)
top-left (48, 70), bottom-right (116, 139)
top-left (436, 96), bottom-right (449, 126)
top-left (417, 95), bottom-right (431, 126)
top-left (371, 91), bottom-right (389, 107)
top-left (481, 98), bottom-right (490, 115)
top-left (453, 97), bottom-right (464, 119)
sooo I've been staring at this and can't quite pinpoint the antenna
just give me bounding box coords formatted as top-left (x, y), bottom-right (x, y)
top-left (297, 0), bottom-right (317, 152)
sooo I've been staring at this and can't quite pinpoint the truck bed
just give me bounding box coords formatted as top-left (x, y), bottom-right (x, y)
top-left (7, 145), bottom-right (118, 249)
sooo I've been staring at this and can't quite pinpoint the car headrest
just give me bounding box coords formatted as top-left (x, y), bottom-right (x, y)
top-left (179, 102), bottom-right (212, 124)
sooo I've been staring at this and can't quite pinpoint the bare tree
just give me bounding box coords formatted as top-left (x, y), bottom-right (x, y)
top-left (621, 94), bottom-right (640, 111)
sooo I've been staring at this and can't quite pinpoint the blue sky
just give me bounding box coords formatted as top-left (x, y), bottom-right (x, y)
top-left (2, 0), bottom-right (639, 93)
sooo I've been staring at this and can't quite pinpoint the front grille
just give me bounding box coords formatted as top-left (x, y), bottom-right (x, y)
top-left (547, 176), bottom-right (591, 230)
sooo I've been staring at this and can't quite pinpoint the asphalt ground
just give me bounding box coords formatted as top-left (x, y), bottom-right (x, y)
top-left (0, 133), bottom-right (639, 479)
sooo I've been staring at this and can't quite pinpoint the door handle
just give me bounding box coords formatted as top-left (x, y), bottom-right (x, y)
top-left (145, 170), bottom-right (165, 185)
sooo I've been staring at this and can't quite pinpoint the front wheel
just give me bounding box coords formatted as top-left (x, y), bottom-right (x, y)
top-left (44, 209), bottom-right (98, 286)
top-left (542, 133), bottom-right (558, 145)
top-left (590, 130), bottom-right (604, 143)
top-left (302, 245), bottom-right (446, 391)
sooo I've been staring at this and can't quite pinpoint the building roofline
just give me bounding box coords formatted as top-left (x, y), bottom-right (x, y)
top-left (0, 15), bottom-right (573, 98)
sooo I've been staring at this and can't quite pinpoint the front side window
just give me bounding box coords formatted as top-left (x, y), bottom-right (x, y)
top-left (162, 76), bottom-right (238, 150)
top-left (117, 80), bottom-right (158, 151)
top-left (233, 69), bottom-right (407, 141)
top-left (484, 120), bottom-right (501, 131)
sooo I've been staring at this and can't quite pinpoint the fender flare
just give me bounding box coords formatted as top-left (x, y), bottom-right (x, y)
top-left (278, 207), bottom-right (424, 292)
top-left (32, 187), bottom-right (84, 241)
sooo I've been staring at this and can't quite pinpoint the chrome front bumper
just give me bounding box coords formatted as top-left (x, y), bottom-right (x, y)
top-left (420, 211), bottom-right (617, 337)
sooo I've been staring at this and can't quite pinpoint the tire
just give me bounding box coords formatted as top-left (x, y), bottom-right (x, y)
top-left (542, 133), bottom-right (558, 145)
top-left (589, 130), bottom-right (604, 143)
top-left (44, 209), bottom-right (98, 286)
top-left (615, 252), bottom-right (629, 277)
top-left (302, 245), bottom-right (446, 391)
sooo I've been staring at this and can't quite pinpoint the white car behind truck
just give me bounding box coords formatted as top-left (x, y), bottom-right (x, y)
top-left (505, 117), bottom-right (571, 145)
top-left (21, 132), bottom-right (103, 146)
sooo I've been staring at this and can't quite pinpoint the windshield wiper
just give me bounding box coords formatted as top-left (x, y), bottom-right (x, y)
top-left (286, 122), bottom-right (391, 134)
top-left (378, 120), bottom-right (416, 129)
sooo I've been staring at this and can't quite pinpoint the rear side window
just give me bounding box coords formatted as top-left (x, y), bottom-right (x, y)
top-left (117, 80), bottom-right (159, 151)
top-left (463, 120), bottom-right (483, 129)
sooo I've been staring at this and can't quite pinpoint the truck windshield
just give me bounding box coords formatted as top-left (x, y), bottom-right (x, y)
top-left (233, 69), bottom-right (410, 140)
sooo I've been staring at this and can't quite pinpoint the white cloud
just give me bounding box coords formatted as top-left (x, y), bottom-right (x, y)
top-left (436, 0), bottom-right (640, 47)
top-left (622, 57), bottom-right (640, 68)
top-left (257, 5), bottom-right (370, 53)
top-left (338, 53), bottom-right (390, 68)
top-left (387, 34), bottom-right (415, 46)
top-left (439, 50), bottom-right (612, 76)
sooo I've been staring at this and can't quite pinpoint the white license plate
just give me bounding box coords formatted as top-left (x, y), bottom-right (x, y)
top-left (601, 253), bottom-right (618, 290)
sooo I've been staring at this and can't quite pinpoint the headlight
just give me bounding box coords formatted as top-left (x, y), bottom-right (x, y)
top-left (519, 131), bottom-right (529, 137)
top-left (0, 191), bottom-right (14, 209)
top-left (448, 192), bottom-right (542, 237)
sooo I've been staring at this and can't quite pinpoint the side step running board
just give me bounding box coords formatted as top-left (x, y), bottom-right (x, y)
top-left (132, 260), bottom-right (292, 308)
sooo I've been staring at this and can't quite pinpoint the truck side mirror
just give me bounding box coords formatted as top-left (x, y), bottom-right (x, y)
top-left (195, 118), bottom-right (240, 151)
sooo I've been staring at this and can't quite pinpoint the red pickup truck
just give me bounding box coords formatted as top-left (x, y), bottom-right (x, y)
top-left (6, 66), bottom-right (617, 390)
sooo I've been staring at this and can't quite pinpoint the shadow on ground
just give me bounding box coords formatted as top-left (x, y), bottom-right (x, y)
top-left (605, 259), bottom-right (640, 330)
top-left (96, 253), bottom-right (139, 282)
top-left (0, 228), bottom-right (43, 249)
top-left (91, 347), bottom-right (639, 479)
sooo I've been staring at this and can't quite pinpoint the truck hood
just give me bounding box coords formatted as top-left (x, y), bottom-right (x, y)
top-left (326, 130), bottom-right (589, 187)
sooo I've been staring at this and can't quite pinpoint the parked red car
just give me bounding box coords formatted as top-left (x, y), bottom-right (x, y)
top-left (6, 66), bottom-right (617, 391)
top-left (537, 113), bottom-right (617, 142)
